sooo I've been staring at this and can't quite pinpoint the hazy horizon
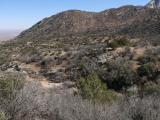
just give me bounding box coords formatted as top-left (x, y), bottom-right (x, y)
top-left (0, 29), bottom-right (22, 41)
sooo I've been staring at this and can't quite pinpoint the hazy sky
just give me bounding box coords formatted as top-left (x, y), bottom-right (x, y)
top-left (0, 0), bottom-right (149, 30)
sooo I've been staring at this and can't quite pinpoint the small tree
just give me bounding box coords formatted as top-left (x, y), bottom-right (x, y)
top-left (77, 72), bottom-right (118, 103)
top-left (101, 61), bottom-right (137, 91)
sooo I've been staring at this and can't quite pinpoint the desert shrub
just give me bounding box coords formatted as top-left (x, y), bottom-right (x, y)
top-left (101, 60), bottom-right (137, 91)
top-left (78, 58), bottom-right (99, 77)
top-left (121, 47), bottom-right (134, 59)
top-left (137, 62), bottom-right (159, 80)
top-left (77, 72), bottom-right (119, 103)
top-left (0, 72), bottom-right (25, 101)
top-left (141, 82), bottom-right (160, 96)
top-left (138, 47), bottom-right (160, 65)
top-left (127, 95), bottom-right (160, 120)
top-left (6, 81), bottom-right (160, 120)
top-left (108, 39), bottom-right (130, 48)
top-left (138, 55), bottom-right (159, 65)
top-left (0, 112), bottom-right (6, 120)
top-left (68, 54), bottom-right (99, 81)
top-left (20, 46), bottom-right (38, 55)
top-left (20, 46), bottom-right (42, 64)
top-left (0, 53), bottom-right (11, 66)
top-left (21, 53), bottom-right (42, 64)
top-left (40, 57), bottom-right (57, 69)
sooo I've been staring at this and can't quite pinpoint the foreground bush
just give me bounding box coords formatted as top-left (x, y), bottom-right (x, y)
top-left (101, 60), bottom-right (137, 91)
top-left (108, 39), bottom-right (130, 48)
top-left (0, 53), bottom-right (11, 66)
top-left (0, 72), bottom-right (25, 101)
top-left (141, 82), bottom-right (160, 96)
top-left (137, 62), bottom-right (159, 80)
top-left (77, 72), bottom-right (119, 103)
top-left (138, 47), bottom-right (160, 65)
top-left (4, 81), bottom-right (160, 120)
top-left (0, 112), bottom-right (6, 120)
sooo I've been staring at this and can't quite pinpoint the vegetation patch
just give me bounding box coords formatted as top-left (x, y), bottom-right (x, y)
top-left (0, 72), bottom-right (25, 100)
top-left (108, 39), bottom-right (130, 48)
top-left (0, 112), bottom-right (6, 120)
top-left (101, 61), bottom-right (137, 91)
top-left (137, 62), bottom-right (159, 80)
top-left (141, 82), bottom-right (160, 96)
top-left (20, 46), bottom-right (38, 56)
top-left (77, 72), bottom-right (119, 103)
top-left (138, 55), bottom-right (159, 65)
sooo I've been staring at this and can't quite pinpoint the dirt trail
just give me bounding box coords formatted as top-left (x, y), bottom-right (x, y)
top-left (20, 63), bottom-right (41, 73)
top-left (16, 61), bottom-right (64, 89)
top-left (27, 75), bottom-right (63, 89)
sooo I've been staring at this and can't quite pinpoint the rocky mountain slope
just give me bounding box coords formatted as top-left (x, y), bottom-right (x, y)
top-left (17, 5), bottom-right (160, 44)
top-left (0, 4), bottom-right (160, 120)
top-left (0, 5), bottom-right (159, 86)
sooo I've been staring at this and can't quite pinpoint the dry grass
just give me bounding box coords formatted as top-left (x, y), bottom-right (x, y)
top-left (1, 81), bottom-right (159, 120)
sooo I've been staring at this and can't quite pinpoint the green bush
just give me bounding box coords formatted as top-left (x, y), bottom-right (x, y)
top-left (20, 46), bottom-right (38, 55)
top-left (138, 47), bottom-right (160, 65)
top-left (0, 112), bottom-right (6, 120)
top-left (142, 82), bottom-right (160, 96)
top-left (138, 55), bottom-right (159, 65)
top-left (0, 53), bottom-right (11, 66)
top-left (137, 62), bottom-right (158, 80)
top-left (77, 72), bottom-right (119, 103)
top-left (0, 72), bottom-right (25, 100)
top-left (102, 61), bottom-right (137, 91)
top-left (108, 39), bottom-right (130, 48)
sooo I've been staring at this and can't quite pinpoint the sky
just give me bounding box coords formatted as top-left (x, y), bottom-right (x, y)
top-left (0, 0), bottom-right (149, 31)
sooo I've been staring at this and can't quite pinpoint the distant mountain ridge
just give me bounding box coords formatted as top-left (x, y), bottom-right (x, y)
top-left (16, 5), bottom-right (160, 44)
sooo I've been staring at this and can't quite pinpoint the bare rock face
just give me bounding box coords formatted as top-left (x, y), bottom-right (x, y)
top-left (147, 0), bottom-right (160, 8)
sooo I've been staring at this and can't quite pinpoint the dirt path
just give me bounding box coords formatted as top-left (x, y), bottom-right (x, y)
top-left (26, 75), bottom-right (63, 89)
top-left (20, 63), bottom-right (41, 73)
top-left (15, 61), bottom-right (64, 89)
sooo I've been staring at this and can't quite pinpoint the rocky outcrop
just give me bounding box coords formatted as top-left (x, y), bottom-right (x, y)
top-left (147, 0), bottom-right (160, 8)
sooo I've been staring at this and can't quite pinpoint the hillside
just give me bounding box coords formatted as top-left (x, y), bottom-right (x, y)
top-left (0, 4), bottom-right (160, 120)
top-left (16, 6), bottom-right (160, 44)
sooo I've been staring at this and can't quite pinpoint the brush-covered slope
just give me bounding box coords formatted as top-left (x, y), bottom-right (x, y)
top-left (0, 4), bottom-right (160, 120)
top-left (0, 5), bottom-right (159, 88)
top-left (16, 5), bottom-right (160, 43)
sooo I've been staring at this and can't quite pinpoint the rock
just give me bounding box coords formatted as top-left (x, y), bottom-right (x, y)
top-left (146, 0), bottom-right (160, 8)
top-left (63, 81), bottom-right (75, 88)
top-left (127, 85), bottom-right (138, 94)
top-left (0, 64), bottom-right (9, 71)
top-left (0, 62), bottom-right (21, 71)
top-left (27, 42), bottom-right (33, 46)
